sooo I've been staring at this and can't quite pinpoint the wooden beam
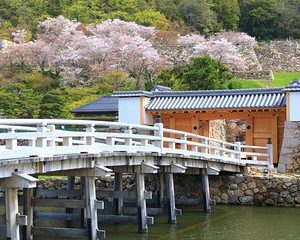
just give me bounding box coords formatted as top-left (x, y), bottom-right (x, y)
top-left (166, 173), bottom-right (177, 224)
top-left (33, 227), bottom-right (88, 238)
top-left (123, 207), bottom-right (163, 216)
top-left (271, 115), bottom-right (278, 164)
top-left (33, 199), bottom-right (104, 209)
top-left (246, 117), bottom-right (254, 147)
top-left (136, 173), bottom-right (148, 233)
top-left (0, 173), bottom-right (37, 188)
top-left (85, 176), bottom-right (99, 240)
top-left (139, 162), bottom-right (159, 174)
top-left (22, 188), bottom-right (33, 240)
top-left (202, 169), bottom-right (211, 213)
top-left (5, 187), bottom-right (20, 240)
top-left (41, 166), bottom-right (113, 177)
top-left (113, 173), bottom-right (123, 215)
top-left (98, 190), bottom-right (152, 200)
top-left (156, 173), bottom-right (164, 208)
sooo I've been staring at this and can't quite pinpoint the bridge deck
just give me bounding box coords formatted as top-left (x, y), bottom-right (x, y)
top-left (0, 119), bottom-right (273, 240)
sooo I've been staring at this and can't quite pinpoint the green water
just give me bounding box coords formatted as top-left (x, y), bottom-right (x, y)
top-left (102, 206), bottom-right (300, 240)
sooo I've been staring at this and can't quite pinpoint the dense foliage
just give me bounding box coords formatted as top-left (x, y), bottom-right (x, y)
top-left (152, 56), bottom-right (233, 90)
top-left (1, 0), bottom-right (300, 39)
top-left (0, 72), bottom-right (126, 118)
top-left (0, 1), bottom-right (298, 119)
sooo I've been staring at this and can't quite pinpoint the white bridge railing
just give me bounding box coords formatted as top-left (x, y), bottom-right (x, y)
top-left (0, 119), bottom-right (272, 167)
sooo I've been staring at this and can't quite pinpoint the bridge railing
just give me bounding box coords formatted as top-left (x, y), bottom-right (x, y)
top-left (0, 119), bottom-right (272, 167)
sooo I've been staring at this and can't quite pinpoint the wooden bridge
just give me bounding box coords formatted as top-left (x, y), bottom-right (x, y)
top-left (0, 119), bottom-right (273, 240)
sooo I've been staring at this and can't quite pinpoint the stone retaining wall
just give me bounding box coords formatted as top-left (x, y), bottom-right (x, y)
top-left (156, 40), bottom-right (300, 75)
top-left (256, 40), bottom-right (300, 72)
top-left (173, 173), bottom-right (300, 207)
top-left (33, 173), bottom-right (300, 208)
top-left (278, 121), bottom-right (300, 173)
top-left (232, 70), bottom-right (274, 80)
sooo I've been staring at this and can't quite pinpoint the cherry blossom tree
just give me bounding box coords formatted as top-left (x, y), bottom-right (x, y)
top-left (89, 19), bottom-right (155, 41)
top-left (179, 34), bottom-right (205, 45)
top-left (212, 31), bottom-right (257, 47)
top-left (11, 29), bottom-right (27, 44)
top-left (0, 17), bottom-right (164, 87)
top-left (193, 38), bottom-right (247, 70)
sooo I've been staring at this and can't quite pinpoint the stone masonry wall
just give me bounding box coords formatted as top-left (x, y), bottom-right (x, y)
top-left (156, 40), bottom-right (300, 80)
top-left (278, 121), bottom-right (300, 173)
top-left (256, 40), bottom-right (300, 72)
top-left (174, 173), bottom-right (300, 207)
top-left (30, 173), bottom-right (300, 208)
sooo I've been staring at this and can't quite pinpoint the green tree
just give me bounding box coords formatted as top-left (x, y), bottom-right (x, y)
top-left (212, 0), bottom-right (240, 30)
top-left (153, 56), bottom-right (232, 91)
top-left (133, 9), bottom-right (169, 29)
top-left (179, 0), bottom-right (218, 33)
top-left (39, 88), bottom-right (72, 118)
top-left (182, 57), bottom-right (232, 90)
top-left (63, 0), bottom-right (104, 23)
top-left (239, 0), bottom-right (282, 39)
top-left (152, 65), bottom-right (185, 90)
top-left (0, 83), bottom-right (41, 118)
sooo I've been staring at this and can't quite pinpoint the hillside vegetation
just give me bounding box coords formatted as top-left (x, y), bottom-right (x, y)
top-left (0, 1), bottom-right (299, 119)
top-left (1, 0), bottom-right (300, 40)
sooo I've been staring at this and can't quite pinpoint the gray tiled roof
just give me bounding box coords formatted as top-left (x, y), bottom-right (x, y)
top-left (112, 91), bottom-right (153, 98)
top-left (71, 96), bottom-right (118, 114)
top-left (146, 88), bottom-right (286, 111)
top-left (283, 79), bottom-right (300, 92)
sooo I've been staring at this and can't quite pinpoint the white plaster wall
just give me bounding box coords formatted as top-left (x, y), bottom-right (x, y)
top-left (143, 98), bottom-right (153, 125)
top-left (290, 92), bottom-right (300, 121)
top-left (118, 98), bottom-right (141, 124)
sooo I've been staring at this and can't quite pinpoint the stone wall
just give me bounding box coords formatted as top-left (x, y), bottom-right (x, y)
top-left (209, 120), bottom-right (226, 141)
top-left (256, 40), bottom-right (300, 72)
top-left (174, 173), bottom-right (300, 207)
top-left (35, 173), bottom-right (300, 207)
top-left (232, 70), bottom-right (274, 80)
top-left (278, 121), bottom-right (300, 173)
top-left (210, 174), bottom-right (300, 206)
top-left (156, 40), bottom-right (300, 78)
top-left (225, 120), bottom-right (246, 143)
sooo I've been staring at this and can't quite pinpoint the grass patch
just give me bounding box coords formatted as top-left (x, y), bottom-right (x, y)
top-left (272, 72), bottom-right (300, 87)
top-left (234, 71), bottom-right (300, 89)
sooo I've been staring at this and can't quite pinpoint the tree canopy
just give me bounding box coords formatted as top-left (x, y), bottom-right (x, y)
top-left (1, 0), bottom-right (299, 39)
top-left (153, 56), bottom-right (233, 91)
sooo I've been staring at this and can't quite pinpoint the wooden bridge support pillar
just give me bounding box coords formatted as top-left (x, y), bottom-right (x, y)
top-left (1, 173), bottom-right (37, 240)
top-left (166, 173), bottom-right (176, 224)
top-left (5, 187), bottom-right (20, 240)
top-left (156, 173), bottom-right (164, 209)
top-left (113, 173), bottom-right (123, 215)
top-left (136, 173), bottom-right (148, 233)
top-left (80, 176), bottom-right (86, 229)
top-left (85, 177), bottom-right (99, 240)
top-left (22, 188), bottom-right (34, 240)
top-left (66, 176), bottom-right (75, 214)
top-left (202, 169), bottom-right (211, 213)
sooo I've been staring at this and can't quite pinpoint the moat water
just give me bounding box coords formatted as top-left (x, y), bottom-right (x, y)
top-left (34, 205), bottom-right (300, 240)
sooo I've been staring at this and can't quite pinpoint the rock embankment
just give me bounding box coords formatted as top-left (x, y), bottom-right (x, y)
top-left (23, 172), bottom-right (300, 208)
top-left (209, 174), bottom-right (300, 207)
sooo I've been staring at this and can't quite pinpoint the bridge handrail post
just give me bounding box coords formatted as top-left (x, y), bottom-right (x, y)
top-left (36, 122), bottom-right (48, 147)
top-left (180, 133), bottom-right (187, 151)
top-left (234, 141), bottom-right (242, 164)
top-left (85, 123), bottom-right (95, 145)
top-left (47, 124), bottom-right (56, 147)
top-left (154, 123), bottom-right (164, 154)
top-left (267, 138), bottom-right (273, 168)
top-left (5, 127), bottom-right (17, 150)
top-left (124, 126), bottom-right (133, 146)
top-left (201, 139), bottom-right (208, 154)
